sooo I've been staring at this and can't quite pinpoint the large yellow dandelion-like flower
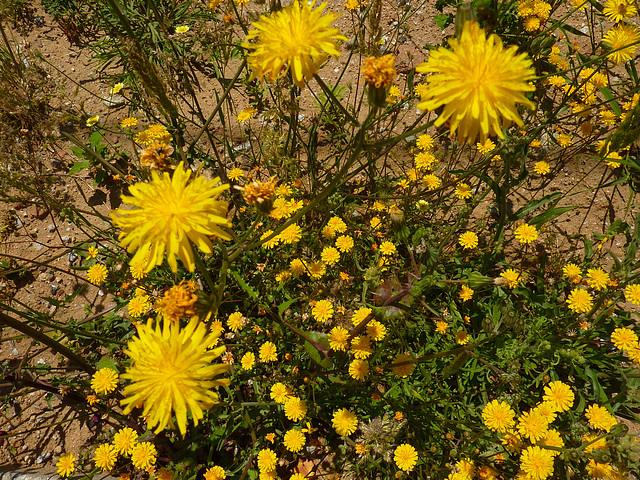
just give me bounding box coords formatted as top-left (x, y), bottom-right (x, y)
top-left (542, 381), bottom-right (574, 412)
top-left (242, 1), bottom-right (347, 88)
top-left (416, 21), bottom-right (535, 143)
top-left (332, 408), bottom-right (358, 435)
top-left (394, 444), bottom-right (418, 471)
top-left (91, 368), bottom-right (119, 395)
top-left (482, 400), bottom-right (516, 433)
top-left (520, 445), bottom-right (554, 480)
top-left (120, 316), bottom-right (230, 437)
top-left (603, 0), bottom-right (637, 23)
top-left (111, 162), bottom-right (231, 273)
top-left (603, 24), bottom-right (640, 65)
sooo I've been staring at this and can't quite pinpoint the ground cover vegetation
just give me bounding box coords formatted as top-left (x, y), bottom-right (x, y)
top-left (1, 0), bottom-right (640, 478)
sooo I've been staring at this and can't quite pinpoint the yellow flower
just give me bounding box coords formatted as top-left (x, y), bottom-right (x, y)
top-left (482, 400), bottom-right (515, 433)
top-left (270, 382), bottom-right (292, 403)
top-left (87, 394), bottom-right (99, 405)
top-left (416, 134), bottom-right (434, 150)
top-left (86, 115), bottom-right (99, 127)
top-left (585, 404), bottom-right (617, 432)
top-left (611, 327), bottom-right (638, 351)
top-left (335, 235), bottom-right (354, 252)
top-left (120, 117), bottom-right (138, 128)
top-left (517, 409), bottom-right (548, 442)
top-left (290, 258), bottom-right (307, 276)
top-left (455, 182), bottom-right (473, 199)
top-left (131, 442), bottom-right (157, 470)
top-left (56, 452), bottom-right (75, 477)
top-left (587, 459), bottom-right (614, 480)
top-left (422, 174), bottom-right (441, 190)
top-left (312, 299), bottom-right (334, 322)
top-left (261, 230), bottom-right (281, 249)
top-left (603, 24), bottom-right (640, 65)
top-left (321, 246), bottom-right (341, 265)
top-left (391, 353), bottom-right (416, 378)
top-left (538, 429), bottom-right (564, 456)
top-left (91, 368), bottom-right (119, 395)
top-left (240, 352), bottom-right (256, 370)
top-left (128, 294), bottom-right (151, 317)
top-left (379, 241), bottom-right (397, 255)
top-left (477, 138), bottom-right (496, 154)
top-left (257, 448), bottom-right (277, 473)
top-left (283, 429), bottom-right (306, 453)
top-left (228, 168), bottom-right (245, 181)
top-left (455, 330), bottom-right (470, 345)
top-left (237, 107), bottom-right (257, 123)
top-left (129, 260), bottom-right (147, 279)
top-left (416, 21), bottom-right (535, 143)
top-left (534, 161), bottom-right (550, 175)
top-left (155, 282), bottom-right (198, 322)
top-left (348, 359), bottom-right (369, 380)
top-left (370, 217), bottom-right (382, 229)
top-left (351, 335), bottom-right (372, 359)
top-left (361, 54), bottom-right (397, 88)
top-left (259, 341), bottom-right (278, 362)
top-left (500, 269), bottom-right (521, 288)
top-left (603, 0), bottom-right (637, 23)
top-left (242, 1), bottom-right (347, 88)
top-left (87, 263), bottom-right (108, 284)
top-left (345, 0), bottom-right (359, 9)
top-left (542, 381), bottom-right (574, 412)
top-left (586, 267), bottom-right (610, 291)
top-left (175, 25), bottom-right (189, 34)
top-left (459, 285), bottom-right (474, 301)
top-left (112, 427), bottom-right (138, 455)
top-left (307, 261), bottom-right (326, 278)
top-left (566, 288), bottom-right (593, 313)
top-left (227, 312), bottom-right (246, 332)
top-left (366, 320), bottom-right (387, 341)
top-left (332, 408), bottom-right (358, 435)
top-left (328, 326), bottom-right (350, 351)
top-left (284, 396), bottom-right (307, 421)
top-left (520, 445), bottom-right (554, 480)
top-left (204, 466), bottom-right (226, 480)
top-left (86, 246), bottom-right (99, 259)
top-left (280, 223), bottom-right (302, 244)
top-left (514, 223), bottom-right (538, 244)
top-left (394, 444), bottom-right (418, 471)
top-left (435, 320), bottom-right (449, 334)
top-left (562, 263), bottom-right (581, 281)
top-left (111, 162), bottom-right (231, 273)
top-left (120, 317), bottom-right (230, 437)
top-left (94, 444), bottom-right (118, 471)
top-left (459, 231), bottom-right (479, 249)
top-left (625, 284), bottom-right (640, 305)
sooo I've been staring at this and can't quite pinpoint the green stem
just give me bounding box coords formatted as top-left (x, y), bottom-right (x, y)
top-left (313, 74), bottom-right (360, 126)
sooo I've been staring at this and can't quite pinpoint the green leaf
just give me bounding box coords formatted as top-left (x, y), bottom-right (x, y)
top-left (434, 13), bottom-right (453, 29)
top-left (303, 331), bottom-right (332, 369)
top-left (510, 192), bottom-right (562, 221)
top-left (600, 87), bottom-right (622, 116)
top-left (529, 206), bottom-right (579, 226)
top-left (278, 297), bottom-right (300, 317)
top-left (70, 146), bottom-right (85, 159)
top-left (69, 159), bottom-right (91, 175)
top-left (229, 269), bottom-right (259, 301)
top-left (96, 356), bottom-right (119, 372)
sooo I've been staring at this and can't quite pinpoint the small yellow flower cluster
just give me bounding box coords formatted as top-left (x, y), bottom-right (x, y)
top-left (564, 265), bottom-right (616, 313)
top-left (517, 0), bottom-right (552, 31)
top-left (479, 381), bottom-right (574, 480)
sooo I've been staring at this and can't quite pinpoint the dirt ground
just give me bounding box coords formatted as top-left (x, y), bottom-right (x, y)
top-left (0, 0), bottom-right (638, 475)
